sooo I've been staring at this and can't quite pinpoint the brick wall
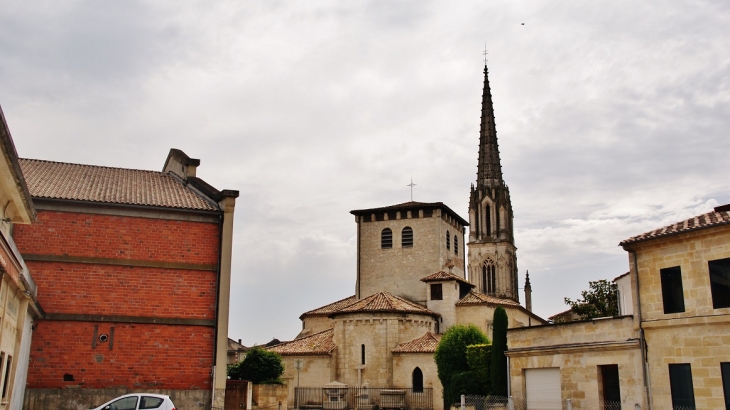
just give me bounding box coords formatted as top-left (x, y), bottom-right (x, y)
top-left (13, 209), bottom-right (222, 391)
top-left (27, 321), bottom-right (214, 389)
top-left (13, 210), bottom-right (220, 264)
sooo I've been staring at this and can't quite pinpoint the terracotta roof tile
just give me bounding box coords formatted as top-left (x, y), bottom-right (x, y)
top-left (331, 292), bottom-right (440, 318)
top-left (455, 290), bottom-right (521, 307)
top-left (19, 158), bottom-right (218, 211)
top-left (300, 295), bottom-right (358, 319)
top-left (421, 271), bottom-right (474, 287)
top-left (267, 329), bottom-right (335, 356)
top-left (393, 332), bottom-right (441, 353)
top-left (619, 208), bottom-right (730, 247)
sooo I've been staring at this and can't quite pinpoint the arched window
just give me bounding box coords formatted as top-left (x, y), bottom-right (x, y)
top-left (402, 227), bottom-right (413, 248)
top-left (446, 230), bottom-right (450, 250)
top-left (412, 367), bottom-right (424, 392)
top-left (361, 344), bottom-right (366, 365)
top-left (381, 228), bottom-right (392, 249)
top-left (454, 235), bottom-right (458, 255)
top-left (482, 259), bottom-right (496, 294)
top-left (486, 205), bottom-right (492, 236)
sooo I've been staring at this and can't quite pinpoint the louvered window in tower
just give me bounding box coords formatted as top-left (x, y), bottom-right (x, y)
top-left (381, 228), bottom-right (392, 249)
top-left (485, 205), bottom-right (492, 236)
top-left (454, 236), bottom-right (458, 255)
top-left (402, 227), bottom-right (413, 248)
top-left (446, 231), bottom-right (450, 250)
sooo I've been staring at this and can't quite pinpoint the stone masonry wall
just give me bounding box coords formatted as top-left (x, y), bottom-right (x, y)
top-left (392, 353), bottom-right (443, 410)
top-left (358, 210), bottom-right (465, 305)
top-left (333, 313), bottom-right (435, 387)
top-left (280, 355), bottom-right (334, 408)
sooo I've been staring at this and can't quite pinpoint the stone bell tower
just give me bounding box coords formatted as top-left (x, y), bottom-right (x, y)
top-left (467, 64), bottom-right (519, 302)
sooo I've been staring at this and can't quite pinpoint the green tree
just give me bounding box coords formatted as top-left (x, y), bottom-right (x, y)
top-left (564, 279), bottom-right (619, 320)
top-left (434, 325), bottom-right (490, 406)
top-left (227, 346), bottom-right (284, 384)
top-left (490, 307), bottom-right (508, 396)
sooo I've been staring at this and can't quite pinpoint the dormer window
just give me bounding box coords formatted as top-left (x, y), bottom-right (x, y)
top-left (402, 227), bottom-right (413, 248)
top-left (446, 231), bottom-right (450, 250)
top-left (381, 228), bottom-right (392, 249)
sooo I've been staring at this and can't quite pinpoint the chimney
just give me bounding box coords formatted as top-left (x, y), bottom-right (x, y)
top-left (524, 271), bottom-right (532, 312)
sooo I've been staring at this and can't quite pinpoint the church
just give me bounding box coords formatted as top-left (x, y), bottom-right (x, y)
top-left (269, 66), bottom-right (546, 410)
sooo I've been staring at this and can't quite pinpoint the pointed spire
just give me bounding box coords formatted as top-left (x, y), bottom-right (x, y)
top-left (477, 65), bottom-right (503, 187)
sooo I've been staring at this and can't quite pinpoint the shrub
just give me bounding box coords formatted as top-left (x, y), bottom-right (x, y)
top-left (490, 307), bottom-right (508, 396)
top-left (434, 324), bottom-right (489, 406)
top-left (228, 346), bottom-right (284, 384)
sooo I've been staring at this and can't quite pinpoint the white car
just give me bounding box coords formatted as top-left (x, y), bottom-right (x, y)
top-left (88, 393), bottom-right (177, 410)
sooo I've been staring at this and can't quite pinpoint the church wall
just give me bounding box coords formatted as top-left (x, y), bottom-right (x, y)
top-left (425, 281), bottom-right (461, 331)
top-left (279, 355), bottom-right (334, 407)
top-left (357, 209), bottom-right (465, 305)
top-left (333, 313), bottom-right (436, 387)
top-left (506, 316), bottom-right (644, 408)
top-left (456, 305), bottom-right (537, 339)
top-left (299, 316), bottom-right (333, 338)
top-left (392, 353), bottom-right (443, 410)
top-left (467, 242), bottom-right (517, 300)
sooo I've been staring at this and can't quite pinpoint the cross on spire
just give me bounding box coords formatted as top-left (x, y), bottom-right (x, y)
top-left (407, 177), bottom-right (416, 201)
top-left (483, 44), bottom-right (488, 65)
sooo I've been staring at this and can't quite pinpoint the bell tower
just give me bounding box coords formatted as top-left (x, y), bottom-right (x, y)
top-left (467, 65), bottom-right (519, 302)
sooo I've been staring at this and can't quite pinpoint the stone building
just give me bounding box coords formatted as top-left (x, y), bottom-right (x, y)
top-left (505, 204), bottom-right (730, 409)
top-left (14, 149), bottom-right (238, 410)
top-left (269, 65), bottom-right (546, 410)
top-left (0, 107), bottom-right (43, 410)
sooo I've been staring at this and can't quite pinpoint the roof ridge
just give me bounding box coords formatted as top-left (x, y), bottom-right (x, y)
top-left (20, 157), bottom-right (166, 175)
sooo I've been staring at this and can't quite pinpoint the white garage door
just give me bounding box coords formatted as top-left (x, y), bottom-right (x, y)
top-left (525, 368), bottom-right (561, 410)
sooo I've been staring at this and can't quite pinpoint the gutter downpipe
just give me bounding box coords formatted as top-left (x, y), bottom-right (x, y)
top-left (212, 210), bottom-right (224, 408)
top-left (631, 250), bottom-right (652, 410)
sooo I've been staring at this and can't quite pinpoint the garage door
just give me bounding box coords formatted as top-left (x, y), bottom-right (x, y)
top-left (525, 368), bottom-right (561, 410)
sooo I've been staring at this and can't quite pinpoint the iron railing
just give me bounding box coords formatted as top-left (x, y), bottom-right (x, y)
top-left (294, 387), bottom-right (433, 410)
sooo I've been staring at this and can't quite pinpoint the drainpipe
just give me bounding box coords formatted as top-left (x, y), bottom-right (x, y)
top-left (630, 250), bottom-right (652, 410)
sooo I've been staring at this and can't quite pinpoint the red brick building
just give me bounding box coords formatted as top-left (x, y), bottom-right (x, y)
top-left (14, 149), bottom-right (237, 409)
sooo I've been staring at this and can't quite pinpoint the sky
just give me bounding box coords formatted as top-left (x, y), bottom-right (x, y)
top-left (2, 1), bottom-right (729, 346)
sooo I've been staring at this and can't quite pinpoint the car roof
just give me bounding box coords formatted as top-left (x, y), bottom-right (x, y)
top-left (119, 393), bottom-right (171, 399)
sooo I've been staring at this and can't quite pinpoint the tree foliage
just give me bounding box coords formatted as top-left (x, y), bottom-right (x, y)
top-left (564, 279), bottom-right (619, 320)
top-left (489, 307), bottom-right (508, 396)
top-left (227, 346), bottom-right (284, 384)
top-left (434, 324), bottom-right (490, 406)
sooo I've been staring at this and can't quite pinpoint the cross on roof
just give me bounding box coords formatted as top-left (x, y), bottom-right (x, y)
top-left (407, 177), bottom-right (416, 201)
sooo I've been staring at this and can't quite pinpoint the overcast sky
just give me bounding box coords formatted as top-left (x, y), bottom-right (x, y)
top-left (2, 1), bottom-right (729, 346)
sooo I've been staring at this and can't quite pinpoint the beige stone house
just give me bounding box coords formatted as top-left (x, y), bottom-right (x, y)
top-left (269, 65), bottom-right (546, 410)
top-left (506, 204), bottom-right (730, 409)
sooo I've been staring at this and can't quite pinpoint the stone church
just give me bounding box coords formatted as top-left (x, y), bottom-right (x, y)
top-left (269, 66), bottom-right (546, 410)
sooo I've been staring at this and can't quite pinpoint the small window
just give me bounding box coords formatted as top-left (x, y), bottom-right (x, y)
top-left (669, 364), bottom-right (695, 410)
top-left (412, 367), bottom-right (424, 392)
top-left (454, 236), bottom-right (458, 255)
top-left (361, 344), bottom-right (365, 365)
top-left (431, 284), bottom-right (443, 300)
top-left (446, 231), bottom-right (450, 250)
top-left (661, 266), bottom-right (685, 314)
top-left (381, 228), bottom-right (392, 249)
top-left (140, 397), bottom-right (165, 409)
top-left (709, 258), bottom-right (730, 309)
top-left (402, 227), bottom-right (413, 248)
top-left (0, 354), bottom-right (8, 400)
top-left (722, 363), bottom-right (730, 410)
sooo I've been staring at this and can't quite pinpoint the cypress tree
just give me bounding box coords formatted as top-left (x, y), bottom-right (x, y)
top-left (490, 307), bottom-right (508, 396)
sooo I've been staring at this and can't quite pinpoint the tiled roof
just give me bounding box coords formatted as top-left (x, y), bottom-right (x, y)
top-left (393, 332), bottom-right (441, 353)
top-left (331, 292), bottom-right (440, 318)
top-left (619, 207), bottom-right (730, 247)
top-left (350, 201), bottom-right (469, 226)
top-left (455, 290), bottom-right (521, 307)
top-left (300, 295), bottom-right (358, 319)
top-left (421, 271), bottom-right (474, 287)
top-left (267, 329), bottom-right (335, 356)
top-left (19, 158), bottom-right (218, 211)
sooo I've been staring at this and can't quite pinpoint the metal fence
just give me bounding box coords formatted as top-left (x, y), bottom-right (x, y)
top-left (461, 395), bottom-right (652, 410)
top-left (295, 387), bottom-right (434, 410)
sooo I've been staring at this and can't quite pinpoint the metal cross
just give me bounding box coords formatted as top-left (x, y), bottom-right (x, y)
top-left (483, 44), bottom-right (488, 65)
top-left (407, 177), bottom-right (416, 201)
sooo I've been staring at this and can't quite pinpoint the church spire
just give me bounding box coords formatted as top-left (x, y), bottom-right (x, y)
top-left (477, 65), bottom-right (503, 187)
